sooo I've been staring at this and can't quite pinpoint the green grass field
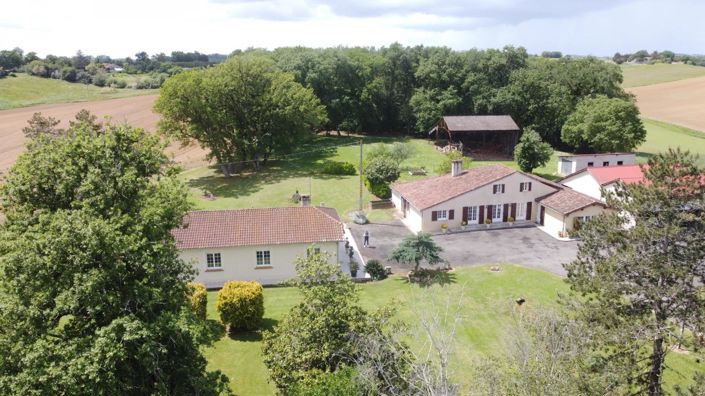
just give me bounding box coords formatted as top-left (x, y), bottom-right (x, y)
top-left (638, 119), bottom-right (705, 165)
top-left (202, 266), bottom-right (702, 395)
top-left (181, 116), bottom-right (705, 222)
top-left (621, 63), bottom-right (705, 88)
top-left (181, 136), bottom-right (531, 221)
top-left (0, 73), bottom-right (156, 110)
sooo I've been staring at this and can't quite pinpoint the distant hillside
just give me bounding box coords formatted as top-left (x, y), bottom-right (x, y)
top-left (0, 73), bottom-right (155, 110)
top-left (621, 63), bottom-right (705, 88)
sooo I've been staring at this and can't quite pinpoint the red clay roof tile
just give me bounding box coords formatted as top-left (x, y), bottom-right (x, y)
top-left (173, 207), bottom-right (344, 249)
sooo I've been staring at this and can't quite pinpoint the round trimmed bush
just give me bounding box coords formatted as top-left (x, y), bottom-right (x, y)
top-left (187, 282), bottom-right (208, 320)
top-left (365, 259), bottom-right (387, 280)
top-left (217, 280), bottom-right (264, 331)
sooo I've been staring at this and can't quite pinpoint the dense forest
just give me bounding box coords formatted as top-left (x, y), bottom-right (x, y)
top-left (247, 44), bottom-right (632, 151)
top-left (3, 44), bottom-right (646, 152)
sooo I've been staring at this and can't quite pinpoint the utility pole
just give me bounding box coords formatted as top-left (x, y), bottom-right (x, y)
top-left (358, 139), bottom-right (363, 212)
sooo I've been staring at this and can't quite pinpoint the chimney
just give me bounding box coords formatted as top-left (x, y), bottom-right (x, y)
top-left (300, 194), bottom-right (311, 207)
top-left (451, 159), bottom-right (463, 177)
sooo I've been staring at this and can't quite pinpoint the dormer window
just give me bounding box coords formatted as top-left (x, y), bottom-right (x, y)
top-left (493, 184), bottom-right (505, 194)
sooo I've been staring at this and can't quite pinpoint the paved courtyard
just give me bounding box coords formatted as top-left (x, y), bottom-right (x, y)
top-left (348, 220), bottom-right (578, 276)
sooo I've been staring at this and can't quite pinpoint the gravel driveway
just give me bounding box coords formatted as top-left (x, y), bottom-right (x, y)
top-left (348, 221), bottom-right (578, 276)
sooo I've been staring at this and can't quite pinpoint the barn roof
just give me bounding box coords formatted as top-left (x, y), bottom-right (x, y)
top-left (442, 115), bottom-right (519, 132)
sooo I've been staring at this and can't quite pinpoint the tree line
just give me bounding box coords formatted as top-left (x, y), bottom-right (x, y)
top-left (613, 49), bottom-right (705, 66)
top-left (156, 44), bottom-right (646, 178)
top-left (0, 47), bottom-right (227, 89)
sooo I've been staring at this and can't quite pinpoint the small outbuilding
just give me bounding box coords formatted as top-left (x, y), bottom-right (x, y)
top-left (557, 153), bottom-right (636, 176)
top-left (429, 115), bottom-right (520, 156)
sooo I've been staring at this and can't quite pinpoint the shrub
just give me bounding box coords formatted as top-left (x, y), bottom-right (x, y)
top-left (364, 178), bottom-right (391, 199)
top-left (321, 161), bottom-right (356, 175)
top-left (290, 367), bottom-right (364, 396)
top-left (435, 150), bottom-right (472, 175)
top-left (114, 79), bottom-right (127, 89)
top-left (365, 259), bottom-right (387, 280)
top-left (92, 73), bottom-right (108, 87)
top-left (187, 282), bottom-right (208, 320)
top-left (217, 280), bottom-right (264, 331)
top-left (365, 157), bottom-right (400, 185)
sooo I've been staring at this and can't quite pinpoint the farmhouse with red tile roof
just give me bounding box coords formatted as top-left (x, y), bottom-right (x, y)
top-left (391, 161), bottom-right (609, 237)
top-left (173, 206), bottom-right (345, 287)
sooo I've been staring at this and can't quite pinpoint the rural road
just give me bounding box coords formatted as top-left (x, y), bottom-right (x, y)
top-left (0, 95), bottom-right (209, 172)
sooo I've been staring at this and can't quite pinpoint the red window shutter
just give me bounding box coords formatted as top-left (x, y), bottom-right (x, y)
top-left (488, 205), bottom-right (494, 219)
top-left (502, 204), bottom-right (509, 222)
top-left (519, 183), bottom-right (524, 192)
top-left (479, 205), bottom-right (485, 223)
top-left (502, 184), bottom-right (505, 193)
top-left (462, 207), bottom-right (468, 221)
top-left (511, 203), bottom-right (517, 219)
top-left (528, 182), bottom-right (532, 191)
top-left (449, 209), bottom-right (455, 220)
top-left (432, 211), bottom-right (437, 221)
top-left (526, 202), bottom-right (532, 220)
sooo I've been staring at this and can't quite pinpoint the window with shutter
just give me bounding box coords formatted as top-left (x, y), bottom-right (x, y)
top-left (432, 211), bottom-right (438, 221)
top-left (448, 209), bottom-right (454, 220)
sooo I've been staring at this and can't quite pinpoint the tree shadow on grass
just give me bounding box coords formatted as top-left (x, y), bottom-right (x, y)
top-left (395, 268), bottom-right (458, 288)
top-left (186, 134), bottom-right (409, 201)
top-left (227, 318), bottom-right (279, 342)
top-left (194, 319), bottom-right (227, 346)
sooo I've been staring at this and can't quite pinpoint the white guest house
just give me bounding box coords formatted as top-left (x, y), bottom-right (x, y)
top-left (173, 206), bottom-right (345, 288)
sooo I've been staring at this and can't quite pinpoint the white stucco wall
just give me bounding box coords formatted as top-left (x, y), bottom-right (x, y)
top-left (417, 173), bottom-right (558, 232)
top-left (541, 204), bottom-right (610, 237)
top-left (180, 241), bottom-right (341, 288)
top-left (557, 154), bottom-right (636, 176)
top-left (561, 172), bottom-right (603, 200)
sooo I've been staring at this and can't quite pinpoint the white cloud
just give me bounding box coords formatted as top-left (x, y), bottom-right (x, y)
top-left (0, 0), bottom-right (702, 57)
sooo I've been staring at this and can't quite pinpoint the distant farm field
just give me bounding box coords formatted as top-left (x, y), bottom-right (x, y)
top-left (628, 75), bottom-right (705, 132)
top-left (621, 63), bottom-right (705, 88)
top-left (0, 95), bottom-right (208, 172)
top-left (638, 119), bottom-right (705, 165)
top-left (0, 73), bottom-right (156, 110)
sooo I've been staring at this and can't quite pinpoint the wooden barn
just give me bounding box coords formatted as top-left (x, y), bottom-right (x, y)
top-left (429, 115), bottom-right (521, 157)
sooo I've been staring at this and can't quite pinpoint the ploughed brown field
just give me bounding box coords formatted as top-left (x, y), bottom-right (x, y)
top-left (628, 75), bottom-right (705, 132)
top-left (0, 95), bottom-right (209, 172)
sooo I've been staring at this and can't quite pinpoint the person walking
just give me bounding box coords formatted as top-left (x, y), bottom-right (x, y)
top-left (363, 230), bottom-right (370, 248)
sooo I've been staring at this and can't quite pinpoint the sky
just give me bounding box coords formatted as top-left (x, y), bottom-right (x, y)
top-left (1, 0), bottom-right (704, 58)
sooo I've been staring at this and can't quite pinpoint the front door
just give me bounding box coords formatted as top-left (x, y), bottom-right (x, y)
top-left (540, 206), bottom-right (546, 226)
top-left (492, 204), bottom-right (503, 222)
top-left (465, 205), bottom-right (479, 224)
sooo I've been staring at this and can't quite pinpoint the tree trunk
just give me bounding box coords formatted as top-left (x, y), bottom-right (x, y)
top-left (648, 336), bottom-right (665, 396)
top-left (218, 164), bottom-right (230, 178)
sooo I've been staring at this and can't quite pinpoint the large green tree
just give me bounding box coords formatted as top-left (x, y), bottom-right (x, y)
top-left (390, 232), bottom-right (445, 271)
top-left (564, 149), bottom-right (705, 396)
top-left (155, 55), bottom-right (327, 176)
top-left (262, 252), bottom-right (369, 392)
top-left (0, 119), bottom-right (229, 395)
top-left (561, 95), bottom-right (646, 153)
top-left (514, 128), bottom-right (553, 173)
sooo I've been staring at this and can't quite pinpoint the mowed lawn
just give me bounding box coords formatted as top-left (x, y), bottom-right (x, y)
top-left (201, 265), bottom-right (702, 395)
top-left (0, 73), bottom-right (155, 109)
top-left (181, 136), bottom-right (517, 221)
top-left (621, 63), bottom-right (705, 88)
